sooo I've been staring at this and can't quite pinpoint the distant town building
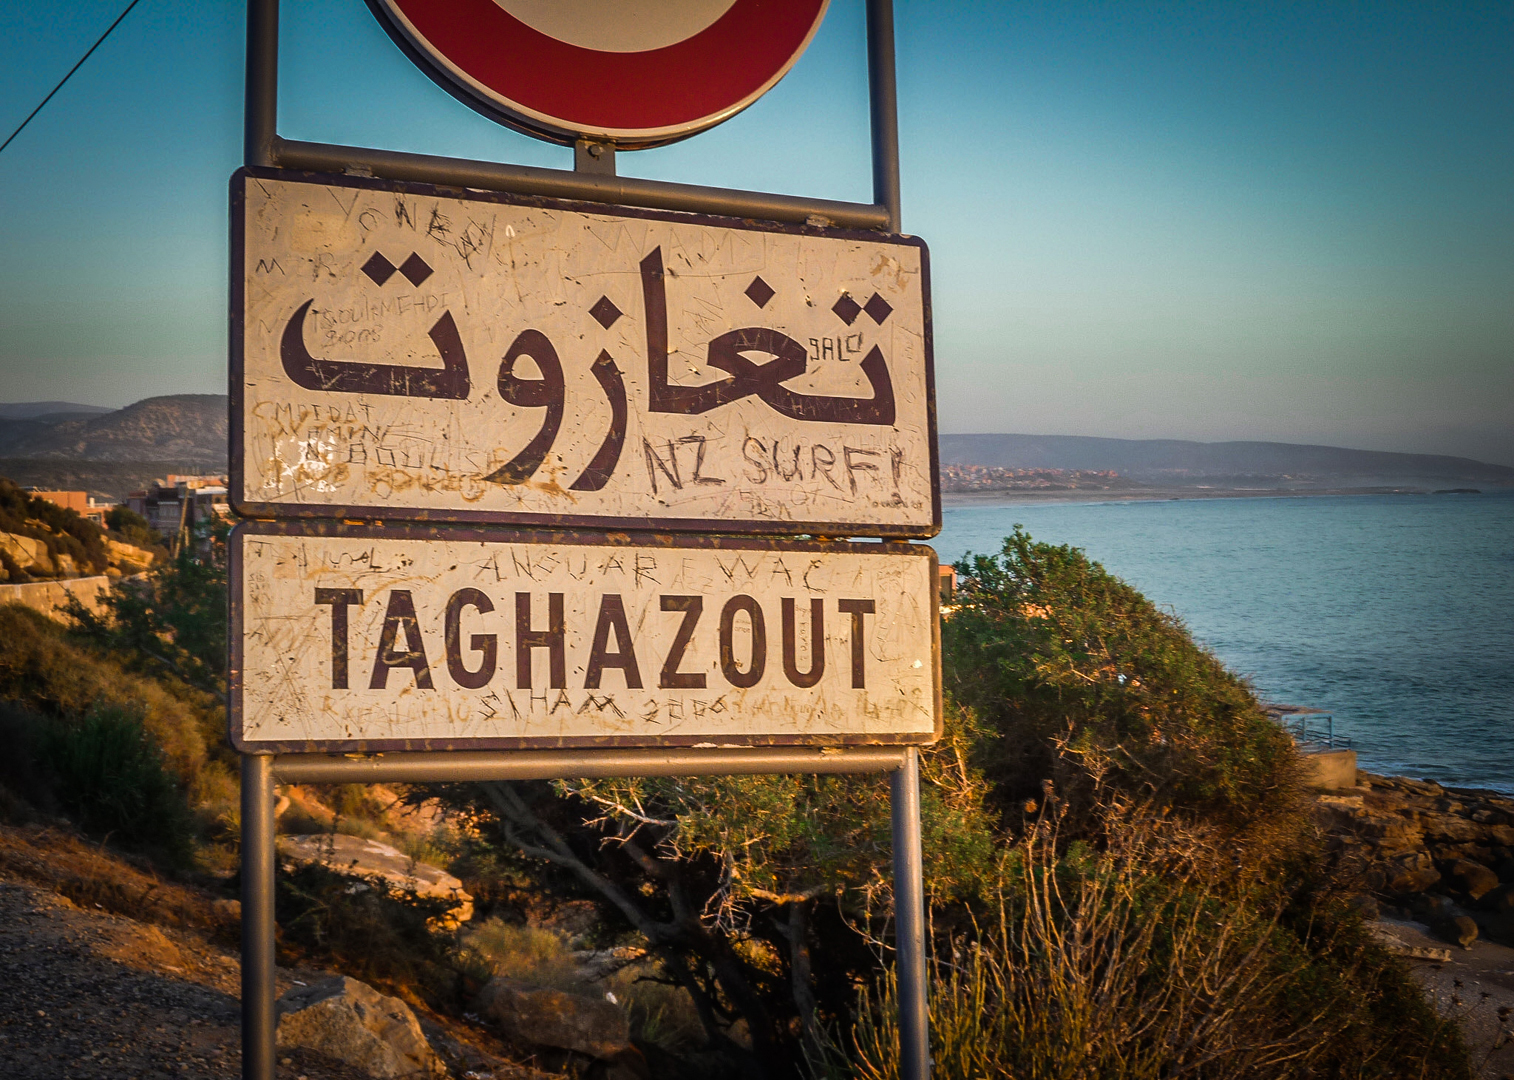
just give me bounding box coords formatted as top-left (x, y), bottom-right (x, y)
top-left (26, 489), bottom-right (114, 527)
top-left (125, 476), bottom-right (231, 540)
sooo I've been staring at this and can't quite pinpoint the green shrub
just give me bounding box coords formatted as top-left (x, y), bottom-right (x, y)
top-left (0, 602), bottom-right (216, 780)
top-left (947, 526), bottom-right (1303, 840)
top-left (39, 704), bottom-right (195, 866)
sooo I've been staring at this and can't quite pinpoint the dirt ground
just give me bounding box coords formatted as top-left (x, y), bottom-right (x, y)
top-left (1376, 917), bottom-right (1514, 1080)
top-left (0, 824), bottom-right (547, 1080)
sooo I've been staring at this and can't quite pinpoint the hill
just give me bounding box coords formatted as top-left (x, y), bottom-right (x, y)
top-left (0, 402), bottom-right (114, 421)
top-left (940, 434), bottom-right (1514, 490)
top-left (0, 394), bottom-right (227, 467)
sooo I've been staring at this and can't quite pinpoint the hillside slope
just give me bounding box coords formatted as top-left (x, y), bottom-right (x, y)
top-left (0, 395), bottom-right (226, 468)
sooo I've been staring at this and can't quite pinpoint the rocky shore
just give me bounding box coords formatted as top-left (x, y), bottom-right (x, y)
top-left (1318, 771), bottom-right (1514, 947)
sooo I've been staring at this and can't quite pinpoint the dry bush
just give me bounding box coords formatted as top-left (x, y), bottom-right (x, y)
top-left (848, 802), bottom-right (1469, 1080)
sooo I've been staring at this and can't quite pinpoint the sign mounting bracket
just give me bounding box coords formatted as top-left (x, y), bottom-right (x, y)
top-left (244, 0), bottom-right (901, 232)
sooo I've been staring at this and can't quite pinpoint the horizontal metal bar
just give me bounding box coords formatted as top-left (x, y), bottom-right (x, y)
top-left (272, 137), bottom-right (892, 230)
top-left (271, 746), bottom-right (907, 784)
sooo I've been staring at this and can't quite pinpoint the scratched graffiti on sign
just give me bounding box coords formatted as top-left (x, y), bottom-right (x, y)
top-left (234, 170), bottom-right (936, 535)
top-left (231, 524), bottom-right (940, 750)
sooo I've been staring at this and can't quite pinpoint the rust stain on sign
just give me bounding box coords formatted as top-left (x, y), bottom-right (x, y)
top-left (232, 169), bottom-right (938, 538)
top-left (231, 522), bottom-right (941, 752)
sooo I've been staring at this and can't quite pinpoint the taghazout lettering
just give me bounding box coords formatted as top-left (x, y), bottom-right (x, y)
top-left (231, 527), bottom-right (939, 750)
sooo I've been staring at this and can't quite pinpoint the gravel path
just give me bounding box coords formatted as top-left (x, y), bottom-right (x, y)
top-left (0, 873), bottom-right (537, 1079)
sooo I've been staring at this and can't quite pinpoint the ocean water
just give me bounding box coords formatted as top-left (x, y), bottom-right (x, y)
top-left (935, 493), bottom-right (1514, 792)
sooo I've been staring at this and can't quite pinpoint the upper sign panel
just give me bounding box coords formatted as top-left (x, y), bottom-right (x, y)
top-left (232, 169), bottom-right (937, 537)
top-left (368, 0), bottom-right (829, 146)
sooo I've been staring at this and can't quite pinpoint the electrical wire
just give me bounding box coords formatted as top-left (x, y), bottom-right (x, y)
top-left (0, 0), bottom-right (144, 157)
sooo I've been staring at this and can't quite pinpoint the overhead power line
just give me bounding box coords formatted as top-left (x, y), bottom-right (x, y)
top-left (0, 0), bottom-right (144, 157)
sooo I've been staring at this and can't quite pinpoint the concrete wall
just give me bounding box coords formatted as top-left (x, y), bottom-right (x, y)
top-left (0, 575), bottom-right (111, 619)
top-left (1304, 748), bottom-right (1358, 791)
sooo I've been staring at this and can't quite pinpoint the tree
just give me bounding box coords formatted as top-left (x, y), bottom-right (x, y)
top-left (65, 518), bottom-right (229, 700)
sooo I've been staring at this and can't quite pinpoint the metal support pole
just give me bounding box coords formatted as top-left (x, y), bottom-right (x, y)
top-left (240, 753), bottom-right (277, 1080)
top-left (866, 0), bottom-right (902, 233)
top-left (244, 0), bottom-right (278, 168)
top-left (892, 747), bottom-right (930, 1079)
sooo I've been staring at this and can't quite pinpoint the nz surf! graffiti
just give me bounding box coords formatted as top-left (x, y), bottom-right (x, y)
top-left (235, 170), bottom-right (937, 536)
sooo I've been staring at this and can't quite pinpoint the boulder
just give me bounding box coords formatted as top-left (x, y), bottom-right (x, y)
top-left (473, 976), bottom-right (631, 1061)
top-left (105, 538), bottom-right (155, 573)
top-left (0, 532), bottom-right (53, 575)
top-left (1432, 916), bottom-right (1479, 950)
top-left (277, 976), bottom-right (443, 1078)
top-left (1478, 911), bottom-right (1514, 948)
top-left (1413, 893), bottom-right (1458, 922)
top-left (1482, 883), bottom-right (1514, 913)
top-left (1384, 851), bottom-right (1441, 895)
top-left (279, 833), bottom-right (473, 926)
top-left (1445, 858), bottom-right (1500, 900)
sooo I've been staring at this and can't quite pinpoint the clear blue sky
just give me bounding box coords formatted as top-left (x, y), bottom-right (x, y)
top-left (1, 1), bottom-right (1510, 464)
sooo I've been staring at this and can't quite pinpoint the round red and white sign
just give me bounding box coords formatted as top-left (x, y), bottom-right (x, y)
top-left (369, 0), bottom-right (830, 147)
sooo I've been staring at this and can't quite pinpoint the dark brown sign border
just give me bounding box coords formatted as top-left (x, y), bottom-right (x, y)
top-left (230, 167), bottom-right (940, 539)
top-left (229, 519), bottom-right (943, 754)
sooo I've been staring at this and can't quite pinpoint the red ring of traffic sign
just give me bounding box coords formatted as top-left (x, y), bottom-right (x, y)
top-left (368, 0), bottom-right (830, 148)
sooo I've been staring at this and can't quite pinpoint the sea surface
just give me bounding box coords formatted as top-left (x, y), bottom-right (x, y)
top-left (935, 492), bottom-right (1514, 792)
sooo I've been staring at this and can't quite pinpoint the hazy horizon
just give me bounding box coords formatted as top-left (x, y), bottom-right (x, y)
top-left (1, 2), bottom-right (1509, 464)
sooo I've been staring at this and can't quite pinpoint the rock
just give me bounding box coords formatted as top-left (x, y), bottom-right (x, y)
top-left (1384, 851), bottom-right (1441, 895)
top-left (1432, 915), bottom-right (1479, 949)
top-left (278, 833), bottom-right (473, 926)
top-left (593, 1047), bottom-right (653, 1080)
top-left (473, 976), bottom-right (631, 1061)
top-left (1480, 912), bottom-right (1514, 948)
top-left (1423, 815), bottom-right (1485, 845)
top-left (1346, 893), bottom-right (1380, 921)
top-left (105, 538), bottom-right (155, 572)
top-left (1482, 884), bottom-right (1514, 913)
top-left (277, 976), bottom-right (443, 1078)
top-left (1445, 858), bottom-right (1500, 900)
top-left (1413, 893), bottom-right (1458, 922)
top-left (1389, 777), bottom-right (1445, 798)
top-left (211, 898), bottom-right (241, 926)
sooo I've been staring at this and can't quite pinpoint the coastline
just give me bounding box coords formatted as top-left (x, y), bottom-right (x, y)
top-left (940, 485), bottom-right (1498, 507)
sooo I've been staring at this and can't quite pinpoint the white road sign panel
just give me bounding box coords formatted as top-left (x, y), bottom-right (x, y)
top-left (232, 169), bottom-right (938, 537)
top-left (230, 523), bottom-right (941, 752)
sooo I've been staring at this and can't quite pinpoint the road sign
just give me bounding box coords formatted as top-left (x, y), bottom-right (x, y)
top-left (367, 0), bottom-right (829, 147)
top-left (232, 169), bottom-right (937, 537)
top-left (230, 521), bottom-right (940, 753)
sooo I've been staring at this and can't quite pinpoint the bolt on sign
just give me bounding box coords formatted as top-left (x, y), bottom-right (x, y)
top-left (230, 522), bottom-right (940, 752)
top-left (231, 169), bottom-right (937, 538)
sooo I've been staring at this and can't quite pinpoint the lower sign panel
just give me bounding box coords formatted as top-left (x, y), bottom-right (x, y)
top-left (231, 522), bottom-right (940, 752)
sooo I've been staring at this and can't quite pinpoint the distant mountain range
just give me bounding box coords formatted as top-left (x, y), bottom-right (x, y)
top-left (0, 401), bottom-right (116, 421)
top-left (0, 395), bottom-right (226, 466)
top-left (0, 395), bottom-right (227, 497)
top-left (939, 434), bottom-right (1514, 491)
top-left (0, 395), bottom-right (1507, 499)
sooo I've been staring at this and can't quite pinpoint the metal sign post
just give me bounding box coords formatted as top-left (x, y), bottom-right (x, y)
top-left (236, 1), bottom-right (930, 1077)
